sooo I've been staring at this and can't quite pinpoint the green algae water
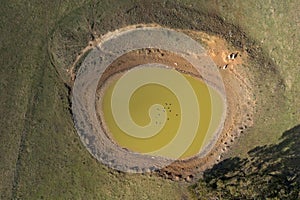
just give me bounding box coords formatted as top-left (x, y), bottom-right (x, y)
top-left (101, 67), bottom-right (224, 159)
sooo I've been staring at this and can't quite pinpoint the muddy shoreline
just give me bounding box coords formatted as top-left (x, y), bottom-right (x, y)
top-left (71, 26), bottom-right (255, 181)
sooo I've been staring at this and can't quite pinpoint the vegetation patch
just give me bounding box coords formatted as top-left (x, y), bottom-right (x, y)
top-left (1, 0), bottom-right (298, 199)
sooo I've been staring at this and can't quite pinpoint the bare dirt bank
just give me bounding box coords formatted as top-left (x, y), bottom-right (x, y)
top-left (85, 26), bottom-right (255, 181)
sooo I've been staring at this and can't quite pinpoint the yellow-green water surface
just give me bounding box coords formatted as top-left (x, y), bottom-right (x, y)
top-left (101, 67), bottom-right (224, 159)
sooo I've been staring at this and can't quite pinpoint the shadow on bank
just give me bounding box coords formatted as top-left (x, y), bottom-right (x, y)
top-left (191, 124), bottom-right (300, 199)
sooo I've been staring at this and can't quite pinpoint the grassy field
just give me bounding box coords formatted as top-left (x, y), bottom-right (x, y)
top-left (0, 1), bottom-right (191, 199)
top-left (0, 0), bottom-right (299, 199)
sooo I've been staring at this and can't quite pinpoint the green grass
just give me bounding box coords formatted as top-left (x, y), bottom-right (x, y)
top-left (0, 0), bottom-right (299, 199)
top-left (212, 0), bottom-right (299, 157)
top-left (178, 0), bottom-right (299, 157)
top-left (0, 1), bottom-right (190, 199)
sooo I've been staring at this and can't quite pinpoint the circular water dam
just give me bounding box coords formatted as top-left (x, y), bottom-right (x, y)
top-left (72, 26), bottom-right (227, 172)
top-left (99, 65), bottom-right (224, 159)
